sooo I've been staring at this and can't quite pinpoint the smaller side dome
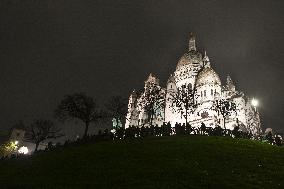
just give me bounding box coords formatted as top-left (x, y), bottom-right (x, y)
top-left (196, 67), bottom-right (221, 87)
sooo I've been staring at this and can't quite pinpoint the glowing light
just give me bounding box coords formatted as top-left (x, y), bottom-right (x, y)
top-left (251, 98), bottom-right (258, 107)
top-left (14, 140), bottom-right (19, 145)
top-left (18, 146), bottom-right (29, 154)
top-left (110, 129), bottom-right (116, 133)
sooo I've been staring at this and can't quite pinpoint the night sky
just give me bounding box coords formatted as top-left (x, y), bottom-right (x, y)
top-left (0, 0), bottom-right (283, 135)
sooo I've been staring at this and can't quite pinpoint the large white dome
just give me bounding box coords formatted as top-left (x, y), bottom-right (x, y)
top-left (176, 51), bottom-right (202, 70)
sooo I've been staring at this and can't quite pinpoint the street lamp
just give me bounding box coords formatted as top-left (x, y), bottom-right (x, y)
top-left (251, 98), bottom-right (262, 136)
top-left (251, 98), bottom-right (258, 111)
top-left (18, 146), bottom-right (29, 155)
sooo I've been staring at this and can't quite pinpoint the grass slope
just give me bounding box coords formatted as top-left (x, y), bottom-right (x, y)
top-left (0, 136), bottom-right (283, 189)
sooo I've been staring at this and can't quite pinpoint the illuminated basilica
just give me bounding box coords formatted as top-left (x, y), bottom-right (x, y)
top-left (125, 33), bottom-right (261, 134)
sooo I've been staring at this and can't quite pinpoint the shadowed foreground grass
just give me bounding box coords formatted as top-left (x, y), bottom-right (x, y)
top-left (0, 136), bottom-right (283, 189)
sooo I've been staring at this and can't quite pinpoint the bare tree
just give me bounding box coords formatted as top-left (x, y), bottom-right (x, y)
top-left (55, 93), bottom-right (102, 138)
top-left (105, 95), bottom-right (128, 129)
top-left (25, 119), bottom-right (64, 151)
top-left (212, 99), bottom-right (236, 129)
top-left (137, 83), bottom-right (165, 127)
top-left (169, 85), bottom-right (196, 124)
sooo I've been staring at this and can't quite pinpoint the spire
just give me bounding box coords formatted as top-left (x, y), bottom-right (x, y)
top-left (226, 75), bottom-right (236, 92)
top-left (203, 51), bottom-right (211, 68)
top-left (145, 73), bottom-right (159, 89)
top-left (226, 75), bottom-right (233, 85)
top-left (188, 32), bottom-right (196, 51)
top-left (147, 73), bottom-right (158, 81)
top-left (167, 74), bottom-right (175, 84)
top-left (131, 89), bottom-right (137, 96)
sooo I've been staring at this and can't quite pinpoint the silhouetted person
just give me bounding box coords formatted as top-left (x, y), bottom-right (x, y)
top-left (266, 131), bottom-right (274, 144)
top-left (185, 123), bottom-right (192, 135)
top-left (275, 135), bottom-right (282, 146)
top-left (200, 122), bottom-right (206, 135)
top-left (232, 126), bottom-right (240, 138)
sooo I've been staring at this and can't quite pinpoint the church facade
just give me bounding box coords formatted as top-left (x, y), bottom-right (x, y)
top-left (125, 33), bottom-right (261, 135)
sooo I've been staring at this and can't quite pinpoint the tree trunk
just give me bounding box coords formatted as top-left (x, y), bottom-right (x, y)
top-left (185, 108), bottom-right (188, 125)
top-left (84, 121), bottom-right (90, 138)
top-left (150, 110), bottom-right (153, 127)
top-left (35, 142), bottom-right (39, 152)
top-left (223, 116), bottom-right (226, 130)
top-left (147, 111), bottom-right (151, 126)
top-left (149, 107), bottom-right (154, 127)
top-left (116, 117), bottom-right (119, 129)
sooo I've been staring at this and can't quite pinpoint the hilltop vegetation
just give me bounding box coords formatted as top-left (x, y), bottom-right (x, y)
top-left (0, 136), bottom-right (283, 189)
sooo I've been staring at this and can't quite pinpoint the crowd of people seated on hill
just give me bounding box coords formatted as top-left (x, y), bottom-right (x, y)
top-left (65, 122), bottom-right (282, 147)
top-left (113, 122), bottom-right (254, 140)
top-left (111, 122), bottom-right (283, 146)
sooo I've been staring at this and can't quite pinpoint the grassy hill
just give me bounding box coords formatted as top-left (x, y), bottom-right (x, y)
top-left (0, 136), bottom-right (283, 189)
